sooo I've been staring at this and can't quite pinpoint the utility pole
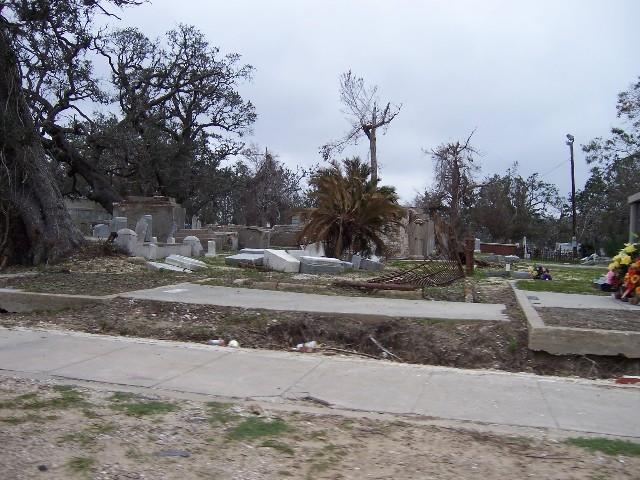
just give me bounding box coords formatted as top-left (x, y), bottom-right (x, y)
top-left (566, 134), bottom-right (577, 259)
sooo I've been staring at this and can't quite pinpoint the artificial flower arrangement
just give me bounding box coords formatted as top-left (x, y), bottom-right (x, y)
top-left (607, 241), bottom-right (640, 305)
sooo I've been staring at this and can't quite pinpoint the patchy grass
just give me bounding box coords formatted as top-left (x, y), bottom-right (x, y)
top-left (567, 437), bottom-right (640, 456)
top-left (111, 400), bottom-right (178, 417)
top-left (228, 417), bottom-right (289, 441)
top-left (108, 392), bottom-right (178, 417)
top-left (206, 402), bottom-right (238, 425)
top-left (58, 422), bottom-right (117, 447)
top-left (65, 456), bottom-right (95, 476)
top-left (514, 264), bottom-right (608, 295)
top-left (306, 443), bottom-right (347, 478)
top-left (516, 279), bottom-right (608, 295)
top-left (260, 439), bottom-right (295, 455)
top-left (0, 386), bottom-right (88, 411)
top-left (0, 413), bottom-right (58, 424)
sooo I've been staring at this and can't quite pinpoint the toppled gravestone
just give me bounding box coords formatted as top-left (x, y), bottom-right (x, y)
top-left (504, 255), bottom-right (520, 263)
top-left (511, 271), bottom-right (531, 279)
top-left (165, 254), bottom-right (207, 270)
top-left (299, 256), bottom-right (345, 274)
top-left (360, 258), bottom-right (384, 271)
top-left (225, 253), bottom-right (264, 267)
top-left (147, 261), bottom-right (192, 273)
top-left (264, 249), bottom-right (300, 273)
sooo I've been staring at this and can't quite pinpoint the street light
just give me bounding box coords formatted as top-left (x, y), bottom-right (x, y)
top-left (566, 134), bottom-right (577, 259)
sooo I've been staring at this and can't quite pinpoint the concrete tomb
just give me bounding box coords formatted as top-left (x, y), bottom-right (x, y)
top-left (224, 253), bottom-right (264, 267)
top-left (299, 256), bottom-right (345, 274)
top-left (264, 249), bottom-right (300, 273)
top-left (360, 258), bottom-right (384, 271)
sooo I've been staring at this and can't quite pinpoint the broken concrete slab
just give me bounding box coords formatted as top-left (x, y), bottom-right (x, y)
top-left (286, 249), bottom-right (305, 259)
top-left (512, 271), bottom-right (531, 279)
top-left (360, 258), bottom-right (384, 271)
top-left (264, 249), bottom-right (301, 273)
top-left (146, 261), bottom-right (192, 273)
top-left (224, 253), bottom-right (264, 267)
top-left (299, 256), bottom-right (344, 274)
top-left (239, 248), bottom-right (265, 255)
top-left (165, 255), bottom-right (207, 270)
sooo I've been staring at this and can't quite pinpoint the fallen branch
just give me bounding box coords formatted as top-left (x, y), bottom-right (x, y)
top-left (523, 454), bottom-right (576, 460)
top-left (369, 336), bottom-right (403, 362)
top-left (581, 355), bottom-right (599, 377)
top-left (320, 346), bottom-right (379, 360)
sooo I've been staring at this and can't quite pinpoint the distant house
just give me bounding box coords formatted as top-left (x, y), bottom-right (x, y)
top-left (630, 192), bottom-right (640, 242)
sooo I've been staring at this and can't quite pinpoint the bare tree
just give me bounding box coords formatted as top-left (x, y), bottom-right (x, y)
top-left (321, 70), bottom-right (401, 184)
top-left (420, 132), bottom-right (479, 253)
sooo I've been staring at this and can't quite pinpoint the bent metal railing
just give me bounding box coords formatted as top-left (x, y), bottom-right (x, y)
top-left (334, 256), bottom-right (464, 291)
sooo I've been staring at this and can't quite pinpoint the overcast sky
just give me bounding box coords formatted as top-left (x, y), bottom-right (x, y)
top-left (110, 0), bottom-right (640, 203)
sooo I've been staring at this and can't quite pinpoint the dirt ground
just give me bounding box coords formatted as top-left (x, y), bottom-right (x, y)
top-left (2, 253), bottom-right (639, 379)
top-left (539, 308), bottom-right (640, 331)
top-left (1, 376), bottom-right (637, 480)
top-left (2, 283), bottom-right (639, 379)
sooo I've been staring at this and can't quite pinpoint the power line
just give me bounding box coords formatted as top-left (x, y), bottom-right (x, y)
top-left (538, 159), bottom-right (570, 179)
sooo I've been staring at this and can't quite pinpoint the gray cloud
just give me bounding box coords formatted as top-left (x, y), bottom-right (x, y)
top-left (110, 0), bottom-right (640, 202)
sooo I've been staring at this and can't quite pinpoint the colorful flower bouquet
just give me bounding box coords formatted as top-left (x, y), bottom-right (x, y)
top-left (607, 242), bottom-right (640, 304)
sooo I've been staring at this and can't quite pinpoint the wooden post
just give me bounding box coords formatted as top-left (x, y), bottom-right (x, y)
top-left (464, 237), bottom-right (474, 276)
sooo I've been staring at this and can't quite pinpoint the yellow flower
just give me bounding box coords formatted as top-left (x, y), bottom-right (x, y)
top-left (613, 254), bottom-right (622, 262)
top-left (609, 262), bottom-right (618, 270)
top-left (621, 255), bottom-right (632, 265)
top-left (624, 243), bottom-right (637, 254)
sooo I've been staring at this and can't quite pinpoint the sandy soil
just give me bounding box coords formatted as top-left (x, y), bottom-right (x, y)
top-left (1, 376), bottom-right (637, 480)
top-left (539, 308), bottom-right (640, 331)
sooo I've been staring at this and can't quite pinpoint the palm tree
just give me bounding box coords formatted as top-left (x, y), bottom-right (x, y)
top-left (299, 157), bottom-right (404, 258)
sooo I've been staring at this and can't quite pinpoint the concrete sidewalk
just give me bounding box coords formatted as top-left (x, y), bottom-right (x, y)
top-left (526, 291), bottom-right (640, 311)
top-left (1, 327), bottom-right (638, 438)
top-left (121, 283), bottom-right (509, 322)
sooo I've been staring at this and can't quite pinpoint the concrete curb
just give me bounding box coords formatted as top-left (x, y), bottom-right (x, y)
top-left (510, 282), bottom-right (640, 358)
top-left (0, 288), bottom-right (114, 313)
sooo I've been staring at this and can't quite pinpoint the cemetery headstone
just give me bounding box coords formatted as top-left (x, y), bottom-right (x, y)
top-left (92, 224), bottom-right (110, 239)
top-left (115, 228), bottom-right (137, 255)
top-left (183, 235), bottom-right (203, 257)
top-left (110, 216), bottom-right (128, 233)
top-left (134, 217), bottom-right (148, 244)
top-left (143, 215), bottom-right (153, 242)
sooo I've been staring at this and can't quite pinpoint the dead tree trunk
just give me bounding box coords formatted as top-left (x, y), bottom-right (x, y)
top-left (0, 27), bottom-right (83, 265)
top-left (368, 126), bottom-right (378, 185)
